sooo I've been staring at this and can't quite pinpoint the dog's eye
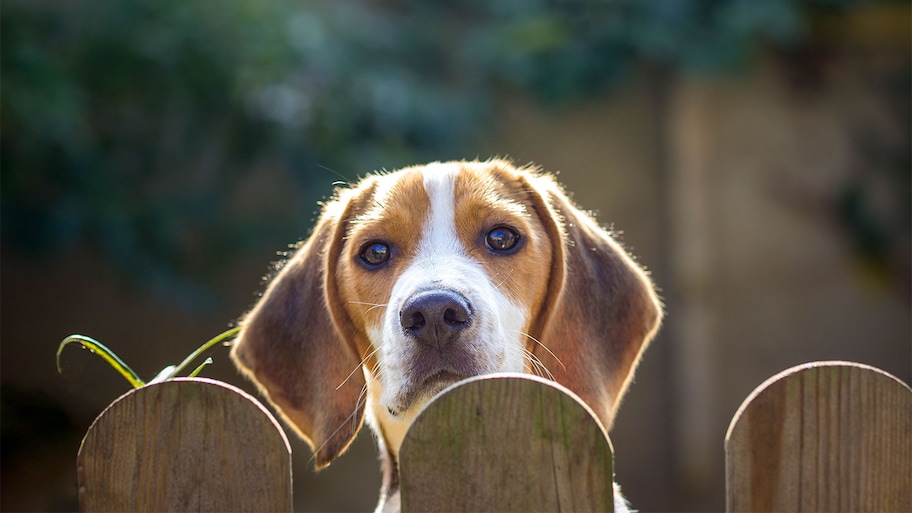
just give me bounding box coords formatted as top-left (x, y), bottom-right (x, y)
top-left (360, 241), bottom-right (391, 267)
top-left (485, 226), bottom-right (520, 253)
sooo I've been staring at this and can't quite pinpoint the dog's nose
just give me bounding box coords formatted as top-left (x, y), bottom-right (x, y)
top-left (400, 290), bottom-right (471, 349)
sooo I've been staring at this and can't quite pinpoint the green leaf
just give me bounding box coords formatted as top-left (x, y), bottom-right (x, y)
top-left (57, 335), bottom-right (145, 388)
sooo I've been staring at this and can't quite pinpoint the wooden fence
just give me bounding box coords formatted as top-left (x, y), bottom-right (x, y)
top-left (78, 362), bottom-right (910, 512)
top-left (77, 378), bottom-right (292, 512)
top-left (725, 361), bottom-right (911, 512)
top-left (399, 374), bottom-right (616, 511)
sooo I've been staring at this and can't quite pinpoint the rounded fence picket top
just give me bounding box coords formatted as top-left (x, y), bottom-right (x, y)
top-left (725, 361), bottom-right (912, 512)
top-left (77, 378), bottom-right (292, 512)
top-left (399, 373), bottom-right (616, 512)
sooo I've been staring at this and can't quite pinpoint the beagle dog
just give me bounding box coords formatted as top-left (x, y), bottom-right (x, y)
top-left (232, 160), bottom-right (662, 512)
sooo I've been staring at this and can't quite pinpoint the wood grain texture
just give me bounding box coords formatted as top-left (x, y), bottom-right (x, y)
top-left (77, 378), bottom-right (292, 512)
top-left (399, 373), bottom-right (615, 512)
top-left (725, 361), bottom-right (912, 512)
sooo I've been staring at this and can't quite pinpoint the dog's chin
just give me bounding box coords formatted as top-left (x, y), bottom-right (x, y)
top-left (420, 370), bottom-right (466, 399)
top-left (387, 370), bottom-right (467, 417)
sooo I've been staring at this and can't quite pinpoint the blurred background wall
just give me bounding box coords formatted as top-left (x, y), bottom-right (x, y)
top-left (2, 1), bottom-right (909, 511)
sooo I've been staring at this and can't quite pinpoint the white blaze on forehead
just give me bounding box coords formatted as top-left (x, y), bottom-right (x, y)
top-left (419, 163), bottom-right (463, 258)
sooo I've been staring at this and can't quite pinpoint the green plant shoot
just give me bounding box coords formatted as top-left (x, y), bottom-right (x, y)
top-left (57, 327), bottom-right (240, 388)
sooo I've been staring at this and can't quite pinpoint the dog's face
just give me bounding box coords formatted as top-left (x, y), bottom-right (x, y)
top-left (334, 163), bottom-right (555, 451)
top-left (232, 160), bottom-right (661, 469)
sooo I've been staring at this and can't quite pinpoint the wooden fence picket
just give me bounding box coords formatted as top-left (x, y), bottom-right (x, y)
top-left (77, 378), bottom-right (292, 512)
top-left (725, 361), bottom-right (912, 512)
top-left (72, 361), bottom-right (911, 512)
top-left (399, 373), bottom-right (616, 512)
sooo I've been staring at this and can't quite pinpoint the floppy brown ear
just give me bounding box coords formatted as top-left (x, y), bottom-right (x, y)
top-left (527, 174), bottom-right (662, 430)
top-left (231, 203), bottom-right (366, 469)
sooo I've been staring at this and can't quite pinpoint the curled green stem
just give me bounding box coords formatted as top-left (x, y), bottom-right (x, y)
top-left (57, 335), bottom-right (145, 388)
top-left (57, 327), bottom-right (240, 387)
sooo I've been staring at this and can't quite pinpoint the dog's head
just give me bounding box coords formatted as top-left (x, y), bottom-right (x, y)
top-left (232, 160), bottom-right (662, 468)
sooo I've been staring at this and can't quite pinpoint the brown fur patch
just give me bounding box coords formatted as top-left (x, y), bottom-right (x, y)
top-left (452, 163), bottom-right (554, 345)
top-left (336, 169), bottom-right (430, 345)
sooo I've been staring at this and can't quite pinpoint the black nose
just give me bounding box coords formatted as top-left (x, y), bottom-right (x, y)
top-left (400, 290), bottom-right (471, 349)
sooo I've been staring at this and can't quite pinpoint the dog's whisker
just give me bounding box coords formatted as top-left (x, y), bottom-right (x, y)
top-left (366, 354), bottom-right (386, 381)
top-left (509, 330), bottom-right (566, 372)
top-left (355, 384), bottom-right (370, 423)
top-left (493, 268), bottom-right (515, 289)
top-left (318, 163), bottom-right (355, 185)
top-left (336, 345), bottom-right (381, 391)
top-left (515, 344), bottom-right (554, 381)
top-left (308, 387), bottom-right (369, 467)
top-left (527, 350), bottom-right (555, 381)
top-left (347, 300), bottom-right (389, 314)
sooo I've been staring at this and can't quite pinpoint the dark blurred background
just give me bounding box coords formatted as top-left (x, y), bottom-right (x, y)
top-left (2, 1), bottom-right (909, 511)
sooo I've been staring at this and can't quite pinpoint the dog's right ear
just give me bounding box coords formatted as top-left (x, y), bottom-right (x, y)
top-left (231, 192), bottom-right (368, 469)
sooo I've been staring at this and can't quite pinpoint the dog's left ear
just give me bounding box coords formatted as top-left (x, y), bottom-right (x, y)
top-left (231, 186), bottom-right (372, 469)
top-left (525, 172), bottom-right (663, 430)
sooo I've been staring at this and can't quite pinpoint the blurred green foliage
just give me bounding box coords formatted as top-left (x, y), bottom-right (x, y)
top-left (0, 0), bottom-right (872, 306)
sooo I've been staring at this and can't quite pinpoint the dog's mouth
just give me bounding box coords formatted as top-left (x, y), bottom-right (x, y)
top-left (388, 369), bottom-right (470, 416)
top-left (421, 370), bottom-right (466, 394)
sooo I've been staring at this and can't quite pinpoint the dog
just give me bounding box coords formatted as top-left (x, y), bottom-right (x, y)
top-left (232, 160), bottom-right (662, 512)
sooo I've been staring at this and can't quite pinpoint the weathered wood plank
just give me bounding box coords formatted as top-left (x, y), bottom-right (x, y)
top-left (399, 373), bottom-right (615, 512)
top-left (725, 361), bottom-right (912, 512)
top-left (78, 378), bottom-right (292, 512)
